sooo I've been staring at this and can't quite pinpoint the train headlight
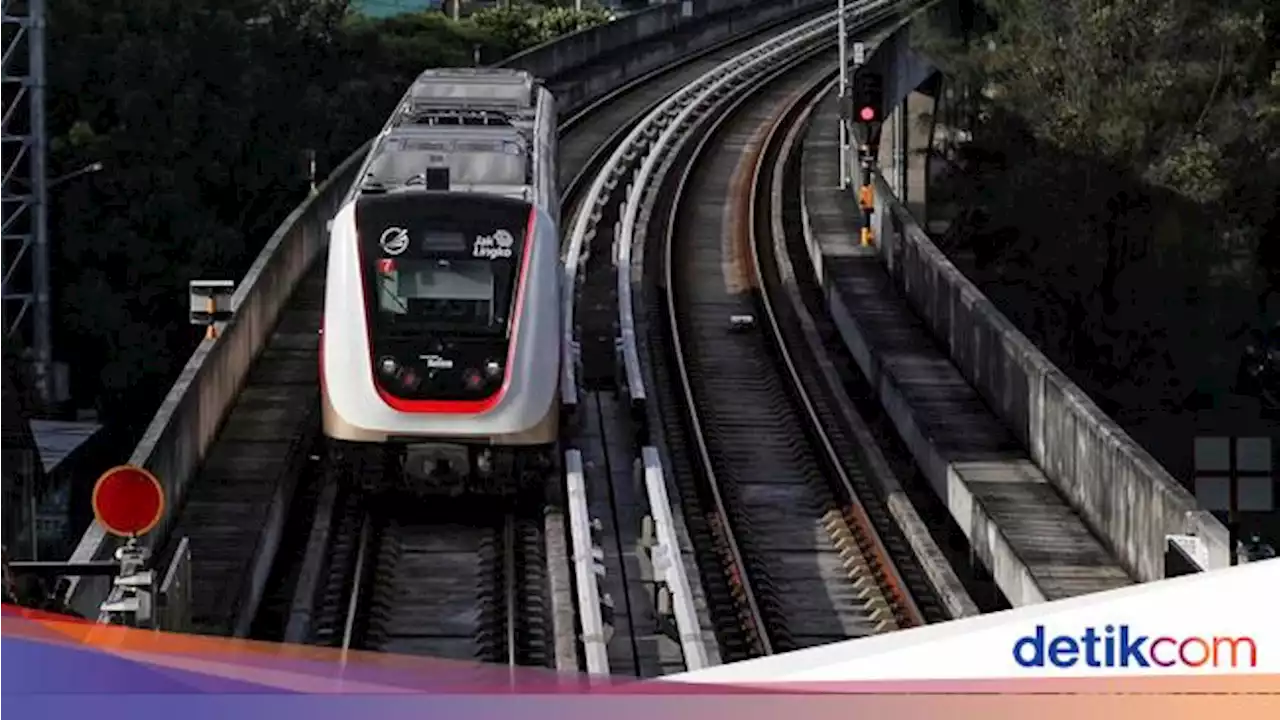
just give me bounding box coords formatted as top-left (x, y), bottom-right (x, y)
top-left (485, 360), bottom-right (502, 378)
top-left (380, 356), bottom-right (398, 375)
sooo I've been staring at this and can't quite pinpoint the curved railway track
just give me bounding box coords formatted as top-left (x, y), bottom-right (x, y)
top-left (561, 9), bottom-right (829, 389)
top-left (647, 48), bottom-right (944, 659)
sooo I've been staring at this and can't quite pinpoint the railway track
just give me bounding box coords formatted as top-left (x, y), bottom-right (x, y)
top-left (557, 9), bottom-right (884, 677)
top-left (658, 58), bottom-right (925, 656)
top-left (309, 488), bottom-right (549, 668)
top-left (643, 23), bottom-right (949, 662)
top-left (561, 7), bottom-right (830, 390)
top-left (552, 0), bottom-right (947, 669)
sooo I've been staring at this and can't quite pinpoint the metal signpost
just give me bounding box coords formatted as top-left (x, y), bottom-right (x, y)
top-left (849, 40), bottom-right (864, 192)
top-left (5, 464), bottom-right (190, 630)
top-left (837, 0), bottom-right (849, 189)
top-left (849, 38), bottom-right (882, 247)
top-left (91, 465), bottom-right (166, 626)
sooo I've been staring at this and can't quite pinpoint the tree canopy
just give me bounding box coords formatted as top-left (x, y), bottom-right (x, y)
top-left (45, 1), bottom-right (607, 434)
top-left (925, 0), bottom-right (1279, 477)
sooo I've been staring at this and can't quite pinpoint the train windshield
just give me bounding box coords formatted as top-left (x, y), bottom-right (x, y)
top-left (356, 193), bottom-right (531, 339)
top-left (375, 258), bottom-right (498, 330)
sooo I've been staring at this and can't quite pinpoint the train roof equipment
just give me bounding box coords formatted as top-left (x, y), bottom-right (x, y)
top-left (355, 68), bottom-right (551, 204)
top-left (395, 69), bottom-right (539, 131)
top-left (357, 127), bottom-right (532, 201)
top-left (406, 68), bottom-right (539, 109)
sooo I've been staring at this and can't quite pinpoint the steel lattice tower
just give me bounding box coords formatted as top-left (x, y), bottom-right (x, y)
top-left (1, 0), bottom-right (48, 405)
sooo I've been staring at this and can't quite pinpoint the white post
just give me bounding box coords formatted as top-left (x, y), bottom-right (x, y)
top-left (837, 0), bottom-right (848, 189)
top-left (852, 41), bottom-right (865, 185)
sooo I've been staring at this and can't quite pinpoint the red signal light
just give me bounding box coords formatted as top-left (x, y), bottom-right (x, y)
top-left (92, 466), bottom-right (165, 537)
top-left (858, 106), bottom-right (876, 122)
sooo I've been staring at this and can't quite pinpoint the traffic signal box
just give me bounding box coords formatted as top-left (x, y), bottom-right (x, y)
top-left (852, 69), bottom-right (884, 126)
top-left (852, 69), bottom-right (883, 246)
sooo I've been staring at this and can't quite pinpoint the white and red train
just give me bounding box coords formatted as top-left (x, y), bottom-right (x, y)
top-left (320, 68), bottom-right (561, 495)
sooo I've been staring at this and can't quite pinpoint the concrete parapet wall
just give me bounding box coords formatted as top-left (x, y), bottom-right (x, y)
top-left (64, 0), bottom-right (830, 617)
top-left (63, 154), bottom-right (366, 616)
top-left (862, 22), bottom-right (1230, 581)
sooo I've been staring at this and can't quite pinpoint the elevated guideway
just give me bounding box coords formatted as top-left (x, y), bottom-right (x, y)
top-left (62, 0), bottom-right (840, 624)
top-left (58, 1), bottom-right (1234, 632)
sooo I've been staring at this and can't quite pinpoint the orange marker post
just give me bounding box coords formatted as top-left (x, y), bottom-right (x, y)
top-left (206, 296), bottom-right (218, 340)
top-left (858, 184), bottom-right (875, 247)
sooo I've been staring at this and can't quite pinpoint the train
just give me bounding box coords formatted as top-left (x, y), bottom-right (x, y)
top-left (320, 68), bottom-right (561, 496)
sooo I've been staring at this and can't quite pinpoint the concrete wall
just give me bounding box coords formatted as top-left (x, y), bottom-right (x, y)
top-left (863, 22), bottom-right (1231, 581)
top-left (64, 0), bottom-right (831, 617)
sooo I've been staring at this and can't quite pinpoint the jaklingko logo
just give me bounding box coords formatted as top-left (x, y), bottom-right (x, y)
top-left (1013, 625), bottom-right (1258, 669)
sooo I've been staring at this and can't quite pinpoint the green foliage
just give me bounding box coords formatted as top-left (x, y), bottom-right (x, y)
top-left (528, 6), bottom-right (615, 42)
top-left (470, 3), bottom-right (614, 57)
top-left (44, 0), bottom-right (608, 430)
top-left (928, 0), bottom-right (1279, 465)
top-left (469, 4), bottom-right (546, 56)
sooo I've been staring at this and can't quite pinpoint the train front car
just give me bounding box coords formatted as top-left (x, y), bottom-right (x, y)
top-left (321, 69), bottom-right (560, 497)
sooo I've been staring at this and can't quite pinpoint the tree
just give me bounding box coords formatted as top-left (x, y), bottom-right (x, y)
top-left (470, 3), bottom-right (613, 57)
top-left (927, 0), bottom-right (1279, 475)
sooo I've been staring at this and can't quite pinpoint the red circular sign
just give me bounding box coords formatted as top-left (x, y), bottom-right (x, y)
top-left (92, 465), bottom-right (165, 537)
top-left (859, 106), bottom-right (876, 122)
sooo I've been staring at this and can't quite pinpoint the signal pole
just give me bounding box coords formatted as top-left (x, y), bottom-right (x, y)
top-left (851, 60), bottom-right (882, 248)
top-left (837, 0), bottom-right (848, 189)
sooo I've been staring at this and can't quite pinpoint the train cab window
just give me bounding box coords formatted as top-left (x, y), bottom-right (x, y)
top-left (357, 193), bottom-right (530, 345)
top-left (376, 258), bottom-right (502, 330)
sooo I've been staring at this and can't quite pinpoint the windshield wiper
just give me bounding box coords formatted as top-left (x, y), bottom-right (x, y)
top-left (378, 279), bottom-right (409, 314)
